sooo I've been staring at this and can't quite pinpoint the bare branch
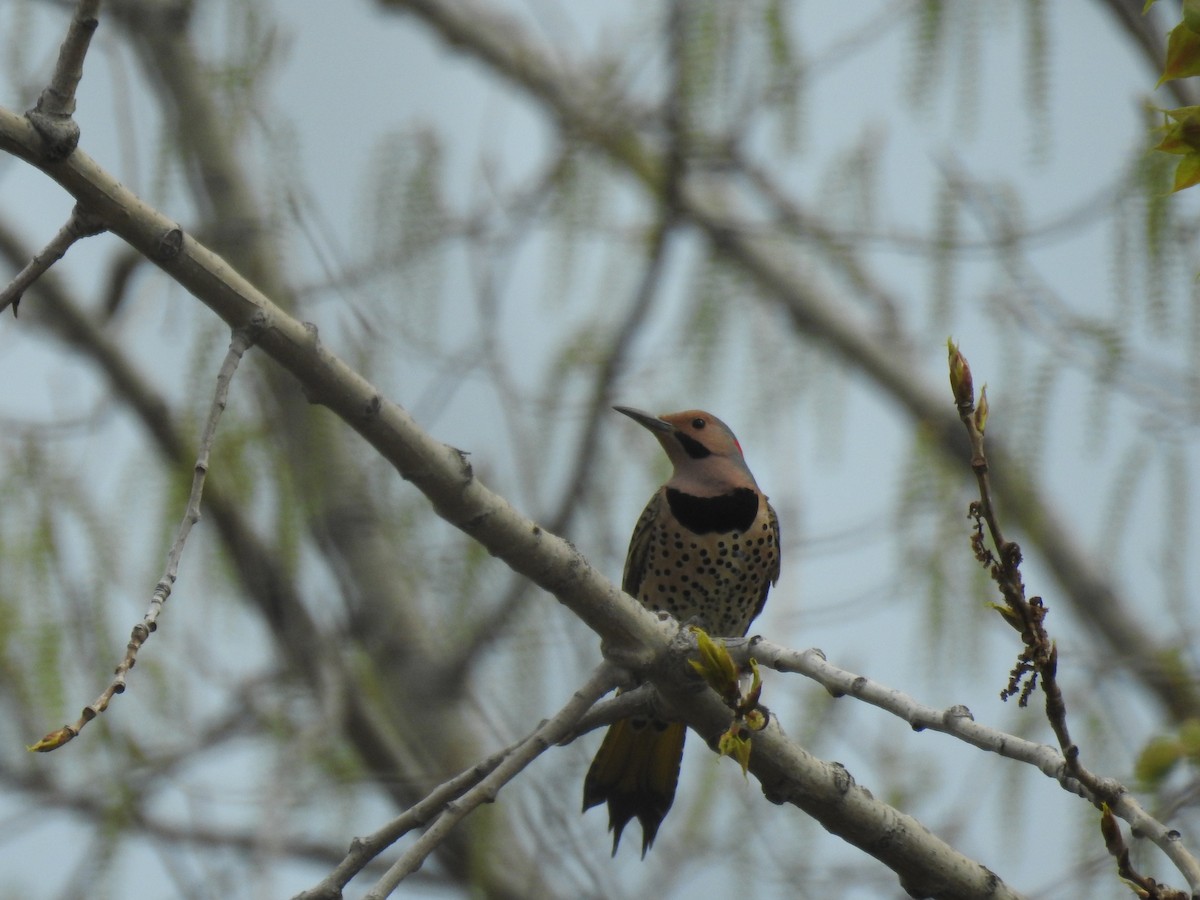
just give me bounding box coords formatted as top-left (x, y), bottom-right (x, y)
top-left (647, 632), bottom-right (1027, 900)
top-left (559, 684), bottom-right (658, 744)
top-left (1100, 805), bottom-right (1191, 900)
top-left (296, 741), bottom-right (519, 900)
top-left (360, 663), bottom-right (620, 899)
top-left (751, 640), bottom-right (1085, 784)
top-left (297, 678), bottom-right (650, 899)
top-left (945, 343), bottom-right (1200, 898)
top-left (25, 0), bottom-right (103, 159)
top-left (0, 205), bottom-right (106, 316)
top-left (748, 638), bottom-right (1200, 896)
top-left (28, 323), bottom-right (258, 751)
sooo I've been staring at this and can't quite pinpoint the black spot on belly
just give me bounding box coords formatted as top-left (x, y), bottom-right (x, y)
top-left (666, 488), bottom-right (759, 535)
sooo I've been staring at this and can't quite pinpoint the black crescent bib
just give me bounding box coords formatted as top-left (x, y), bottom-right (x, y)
top-left (664, 487), bottom-right (759, 535)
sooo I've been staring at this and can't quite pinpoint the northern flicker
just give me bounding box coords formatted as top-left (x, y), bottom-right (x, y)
top-left (582, 406), bottom-right (781, 856)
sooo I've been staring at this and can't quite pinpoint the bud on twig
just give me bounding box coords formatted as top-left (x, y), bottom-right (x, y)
top-left (947, 339), bottom-right (974, 411)
top-left (1099, 804), bottom-right (1122, 855)
top-left (974, 386), bottom-right (989, 434)
top-left (689, 626), bottom-right (741, 703)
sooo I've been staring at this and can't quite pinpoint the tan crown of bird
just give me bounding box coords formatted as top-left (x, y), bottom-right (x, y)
top-left (583, 406), bottom-right (781, 856)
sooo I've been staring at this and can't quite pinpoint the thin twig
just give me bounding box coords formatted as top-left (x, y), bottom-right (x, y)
top-left (1101, 804), bottom-right (1191, 900)
top-left (748, 638), bottom-right (1200, 895)
top-left (947, 343), bottom-right (1051, 707)
top-left (294, 742), bottom-right (518, 900)
top-left (0, 205), bottom-right (106, 317)
top-left (750, 640), bottom-right (1087, 787)
top-left (26, 0), bottom-right (103, 159)
top-left (947, 341), bottom-right (1200, 897)
top-left (297, 666), bottom-right (627, 899)
top-left (360, 663), bottom-right (620, 899)
top-left (557, 683), bottom-right (657, 744)
top-left (28, 323), bottom-right (260, 752)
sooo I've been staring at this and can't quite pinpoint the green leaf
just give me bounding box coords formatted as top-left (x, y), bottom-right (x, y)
top-left (1154, 106), bottom-right (1200, 154)
top-left (717, 726), bottom-right (753, 775)
top-left (688, 627), bottom-right (740, 699)
top-left (1160, 23), bottom-right (1200, 85)
top-left (1135, 734), bottom-right (1183, 784)
top-left (1178, 718), bottom-right (1200, 759)
top-left (1186, 0), bottom-right (1200, 32)
top-left (1171, 153), bottom-right (1200, 192)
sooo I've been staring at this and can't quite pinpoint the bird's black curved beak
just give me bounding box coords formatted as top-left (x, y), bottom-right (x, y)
top-left (613, 406), bottom-right (673, 433)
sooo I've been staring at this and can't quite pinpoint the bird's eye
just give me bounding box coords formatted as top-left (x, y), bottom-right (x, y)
top-left (692, 417), bottom-right (706, 429)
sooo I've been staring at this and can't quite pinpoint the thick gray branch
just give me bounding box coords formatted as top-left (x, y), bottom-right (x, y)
top-left (1, 103), bottom-right (1025, 899)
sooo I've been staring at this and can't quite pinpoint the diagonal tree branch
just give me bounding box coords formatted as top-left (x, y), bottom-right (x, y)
top-left (1, 103), bottom-right (1028, 899)
top-left (0, 100), bottom-right (672, 659)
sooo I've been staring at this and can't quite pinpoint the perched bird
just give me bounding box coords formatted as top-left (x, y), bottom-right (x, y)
top-left (582, 406), bottom-right (781, 856)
